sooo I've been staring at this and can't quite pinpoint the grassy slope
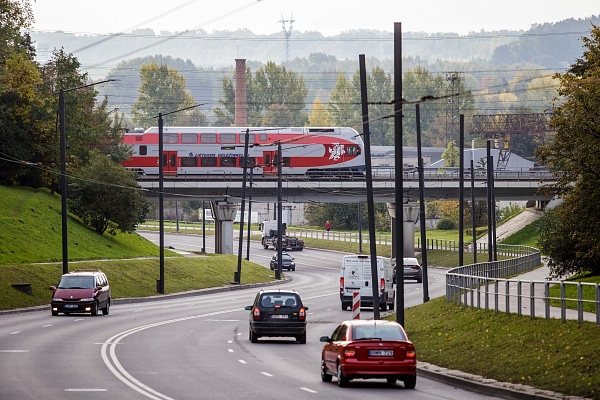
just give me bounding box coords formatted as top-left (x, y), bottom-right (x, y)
top-left (0, 185), bottom-right (277, 310)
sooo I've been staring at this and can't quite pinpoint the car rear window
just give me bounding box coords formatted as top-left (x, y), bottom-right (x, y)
top-left (260, 293), bottom-right (299, 308)
top-left (353, 326), bottom-right (406, 341)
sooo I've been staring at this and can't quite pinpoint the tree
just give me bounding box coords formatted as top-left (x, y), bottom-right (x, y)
top-left (327, 72), bottom-right (359, 129)
top-left (536, 24), bottom-right (600, 277)
top-left (131, 63), bottom-right (196, 129)
top-left (441, 140), bottom-right (460, 168)
top-left (307, 98), bottom-right (332, 126)
top-left (68, 153), bottom-right (149, 235)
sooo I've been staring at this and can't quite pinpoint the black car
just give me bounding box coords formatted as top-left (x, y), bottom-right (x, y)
top-left (245, 289), bottom-right (308, 344)
top-left (269, 252), bottom-right (296, 271)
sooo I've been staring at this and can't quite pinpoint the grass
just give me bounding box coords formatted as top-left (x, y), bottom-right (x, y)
top-left (396, 297), bottom-right (600, 399)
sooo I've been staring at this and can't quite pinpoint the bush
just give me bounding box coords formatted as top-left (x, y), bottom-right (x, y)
top-left (437, 218), bottom-right (456, 230)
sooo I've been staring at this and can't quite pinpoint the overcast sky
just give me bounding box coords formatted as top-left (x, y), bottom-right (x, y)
top-left (31, 0), bottom-right (599, 36)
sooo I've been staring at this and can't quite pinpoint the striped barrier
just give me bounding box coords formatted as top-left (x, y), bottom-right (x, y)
top-left (352, 291), bottom-right (360, 319)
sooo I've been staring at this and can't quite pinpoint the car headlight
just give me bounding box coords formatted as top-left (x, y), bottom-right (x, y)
top-left (52, 297), bottom-right (63, 302)
top-left (80, 297), bottom-right (94, 301)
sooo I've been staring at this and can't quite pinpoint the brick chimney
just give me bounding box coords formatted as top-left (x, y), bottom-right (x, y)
top-left (234, 59), bottom-right (247, 126)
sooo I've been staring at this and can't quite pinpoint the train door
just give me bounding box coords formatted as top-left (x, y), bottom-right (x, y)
top-left (162, 151), bottom-right (178, 174)
top-left (263, 151), bottom-right (278, 174)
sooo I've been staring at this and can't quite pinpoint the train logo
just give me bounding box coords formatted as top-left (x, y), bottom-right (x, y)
top-left (328, 143), bottom-right (345, 162)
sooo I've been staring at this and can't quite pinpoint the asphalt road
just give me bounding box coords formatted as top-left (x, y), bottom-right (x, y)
top-left (0, 232), bottom-right (506, 400)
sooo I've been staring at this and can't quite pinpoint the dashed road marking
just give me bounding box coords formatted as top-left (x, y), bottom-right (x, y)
top-left (261, 372), bottom-right (273, 377)
top-left (300, 387), bottom-right (317, 393)
top-left (10, 331), bottom-right (20, 335)
top-left (238, 360), bottom-right (247, 364)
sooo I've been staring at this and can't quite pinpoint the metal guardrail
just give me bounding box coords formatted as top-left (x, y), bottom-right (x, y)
top-left (446, 245), bottom-right (600, 326)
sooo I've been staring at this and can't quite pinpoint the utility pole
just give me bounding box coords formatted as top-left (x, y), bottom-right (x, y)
top-left (278, 14), bottom-right (294, 61)
top-left (276, 141), bottom-right (283, 280)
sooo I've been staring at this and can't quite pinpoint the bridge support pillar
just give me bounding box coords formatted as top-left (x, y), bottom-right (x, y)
top-left (387, 203), bottom-right (419, 258)
top-left (211, 201), bottom-right (238, 254)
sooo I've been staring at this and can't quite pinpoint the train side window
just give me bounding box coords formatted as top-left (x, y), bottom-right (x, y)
top-left (346, 145), bottom-right (359, 156)
top-left (220, 133), bottom-right (236, 144)
top-left (164, 133), bottom-right (178, 143)
top-left (200, 133), bottom-right (217, 143)
top-left (245, 157), bottom-right (256, 167)
top-left (283, 157), bottom-right (291, 167)
top-left (139, 146), bottom-right (147, 156)
top-left (220, 157), bottom-right (236, 167)
top-left (247, 134), bottom-right (256, 144)
top-left (181, 133), bottom-right (197, 144)
top-left (259, 133), bottom-right (268, 142)
top-left (181, 157), bottom-right (197, 167)
top-left (201, 157), bottom-right (217, 167)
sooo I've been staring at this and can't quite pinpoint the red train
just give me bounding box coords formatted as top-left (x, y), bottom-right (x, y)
top-left (122, 126), bottom-right (365, 177)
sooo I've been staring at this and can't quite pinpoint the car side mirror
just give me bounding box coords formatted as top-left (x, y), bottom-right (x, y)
top-left (304, 306), bottom-right (308, 311)
top-left (94, 286), bottom-right (102, 291)
top-left (49, 286), bottom-right (56, 291)
top-left (244, 305), bottom-right (252, 310)
top-left (320, 336), bottom-right (331, 343)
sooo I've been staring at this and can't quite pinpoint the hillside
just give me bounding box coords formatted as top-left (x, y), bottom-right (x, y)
top-left (0, 185), bottom-right (165, 264)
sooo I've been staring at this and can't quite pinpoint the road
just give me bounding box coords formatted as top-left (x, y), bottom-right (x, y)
top-left (0, 232), bottom-right (505, 399)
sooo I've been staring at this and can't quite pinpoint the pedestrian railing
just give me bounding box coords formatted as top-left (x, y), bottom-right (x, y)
top-left (446, 245), bottom-right (600, 326)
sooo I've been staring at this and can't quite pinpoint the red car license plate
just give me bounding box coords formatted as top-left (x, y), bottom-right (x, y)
top-left (271, 314), bottom-right (289, 319)
top-left (369, 349), bottom-right (393, 356)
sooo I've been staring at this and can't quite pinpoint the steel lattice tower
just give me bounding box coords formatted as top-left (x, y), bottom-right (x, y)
top-left (445, 71), bottom-right (464, 146)
top-left (278, 14), bottom-right (294, 61)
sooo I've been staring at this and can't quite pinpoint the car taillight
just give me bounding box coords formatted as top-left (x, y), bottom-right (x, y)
top-left (299, 307), bottom-right (306, 320)
top-left (253, 307), bottom-right (260, 320)
top-left (411, 265), bottom-right (421, 270)
top-left (406, 347), bottom-right (416, 359)
top-left (340, 277), bottom-right (344, 294)
top-left (344, 347), bottom-right (356, 358)
top-left (380, 278), bottom-right (385, 293)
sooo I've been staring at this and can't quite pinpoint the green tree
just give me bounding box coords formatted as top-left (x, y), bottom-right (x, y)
top-left (68, 153), bottom-right (149, 235)
top-left (327, 72), bottom-right (359, 129)
top-left (261, 104), bottom-right (293, 126)
top-left (131, 63), bottom-right (196, 129)
top-left (442, 140), bottom-right (460, 168)
top-left (537, 24), bottom-right (600, 277)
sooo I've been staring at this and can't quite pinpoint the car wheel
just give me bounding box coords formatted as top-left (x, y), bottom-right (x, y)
top-left (292, 267), bottom-right (295, 271)
top-left (337, 362), bottom-right (349, 387)
top-left (403, 374), bottom-right (417, 389)
top-left (51, 310), bottom-right (58, 316)
top-left (386, 377), bottom-right (397, 385)
top-left (102, 299), bottom-right (110, 315)
top-left (321, 360), bottom-right (332, 382)
top-left (380, 301), bottom-right (387, 312)
top-left (388, 299), bottom-right (395, 310)
top-left (297, 332), bottom-right (306, 344)
top-left (91, 302), bottom-right (98, 316)
top-left (417, 277), bottom-right (423, 283)
top-left (250, 328), bottom-right (258, 343)
top-left (341, 302), bottom-right (349, 311)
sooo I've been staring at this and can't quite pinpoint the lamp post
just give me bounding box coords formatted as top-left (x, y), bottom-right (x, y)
top-left (58, 79), bottom-right (114, 275)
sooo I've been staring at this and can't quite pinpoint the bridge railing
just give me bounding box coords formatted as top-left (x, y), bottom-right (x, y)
top-left (446, 245), bottom-right (600, 326)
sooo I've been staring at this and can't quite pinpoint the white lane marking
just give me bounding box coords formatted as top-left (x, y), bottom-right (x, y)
top-left (65, 389), bottom-right (107, 392)
top-left (74, 318), bottom-right (84, 321)
top-left (102, 308), bottom-right (243, 400)
top-left (10, 331), bottom-right (21, 335)
top-left (42, 324), bottom-right (52, 327)
top-left (228, 349), bottom-right (234, 353)
top-left (238, 360), bottom-right (247, 364)
top-left (326, 309), bottom-right (333, 311)
top-left (0, 350), bottom-right (29, 353)
top-left (300, 387), bottom-right (317, 394)
top-left (205, 319), bottom-right (239, 322)
top-left (261, 372), bottom-right (273, 377)
top-left (227, 340), bottom-right (233, 344)
top-left (134, 310), bottom-right (143, 313)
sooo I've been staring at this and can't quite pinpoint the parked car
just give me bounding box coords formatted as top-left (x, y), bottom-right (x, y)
top-left (245, 289), bottom-right (308, 344)
top-left (320, 319), bottom-right (417, 388)
top-left (269, 252), bottom-right (296, 271)
top-left (50, 270), bottom-right (110, 316)
top-left (391, 257), bottom-right (423, 284)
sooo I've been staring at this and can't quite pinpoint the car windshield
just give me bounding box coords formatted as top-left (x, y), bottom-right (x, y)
top-left (260, 293), bottom-right (299, 308)
top-left (352, 325), bottom-right (406, 341)
top-left (57, 276), bottom-right (95, 289)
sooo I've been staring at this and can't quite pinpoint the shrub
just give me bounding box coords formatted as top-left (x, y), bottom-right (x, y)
top-left (437, 218), bottom-right (456, 230)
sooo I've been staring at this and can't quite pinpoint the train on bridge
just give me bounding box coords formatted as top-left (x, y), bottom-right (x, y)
top-left (122, 126), bottom-right (366, 178)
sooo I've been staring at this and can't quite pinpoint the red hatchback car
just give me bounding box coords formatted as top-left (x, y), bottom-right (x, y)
top-left (320, 320), bottom-right (417, 388)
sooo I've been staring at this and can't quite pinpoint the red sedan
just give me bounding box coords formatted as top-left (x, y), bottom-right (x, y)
top-left (320, 320), bottom-right (417, 388)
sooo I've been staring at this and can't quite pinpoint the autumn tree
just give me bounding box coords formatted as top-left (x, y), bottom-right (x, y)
top-left (131, 63), bottom-right (197, 129)
top-left (441, 140), bottom-right (460, 168)
top-left (536, 24), bottom-right (600, 277)
top-left (307, 98), bottom-right (332, 126)
top-left (327, 72), bottom-right (359, 129)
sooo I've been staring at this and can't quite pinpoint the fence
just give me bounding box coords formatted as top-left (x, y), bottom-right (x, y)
top-left (446, 244), bottom-right (600, 326)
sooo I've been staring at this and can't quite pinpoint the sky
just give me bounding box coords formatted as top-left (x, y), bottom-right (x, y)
top-left (30, 0), bottom-right (599, 37)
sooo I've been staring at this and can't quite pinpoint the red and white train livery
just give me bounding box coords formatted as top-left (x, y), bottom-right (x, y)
top-left (122, 126), bottom-right (365, 177)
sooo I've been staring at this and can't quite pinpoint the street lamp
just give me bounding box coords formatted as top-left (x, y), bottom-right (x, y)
top-left (58, 79), bottom-right (114, 275)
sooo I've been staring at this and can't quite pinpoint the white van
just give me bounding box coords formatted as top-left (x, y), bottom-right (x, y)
top-left (339, 255), bottom-right (395, 312)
